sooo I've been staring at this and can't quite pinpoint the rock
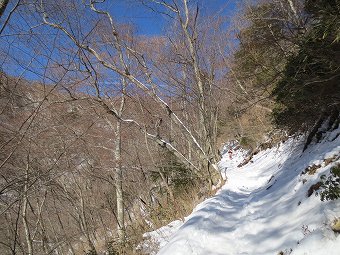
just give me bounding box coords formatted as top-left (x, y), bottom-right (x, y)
top-left (331, 218), bottom-right (340, 233)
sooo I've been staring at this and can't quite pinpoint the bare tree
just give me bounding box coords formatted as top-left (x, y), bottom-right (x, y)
top-left (0, 1), bottom-right (240, 253)
top-left (38, 0), bottom-right (219, 175)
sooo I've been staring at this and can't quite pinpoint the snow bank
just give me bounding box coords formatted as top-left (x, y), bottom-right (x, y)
top-left (139, 220), bottom-right (184, 255)
top-left (142, 129), bottom-right (340, 255)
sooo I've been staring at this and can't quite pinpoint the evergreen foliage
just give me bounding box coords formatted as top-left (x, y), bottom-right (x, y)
top-left (85, 249), bottom-right (97, 255)
top-left (233, 2), bottom-right (299, 95)
top-left (230, 1), bottom-right (304, 143)
top-left (272, 0), bottom-right (340, 132)
top-left (239, 136), bottom-right (256, 151)
top-left (107, 241), bottom-right (117, 255)
top-left (319, 164), bottom-right (340, 201)
top-left (153, 149), bottom-right (197, 196)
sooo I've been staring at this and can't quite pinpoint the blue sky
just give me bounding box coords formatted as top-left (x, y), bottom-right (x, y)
top-left (0, 0), bottom-right (239, 81)
top-left (108, 0), bottom-right (238, 35)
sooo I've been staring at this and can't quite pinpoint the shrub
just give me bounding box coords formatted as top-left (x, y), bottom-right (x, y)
top-left (152, 149), bottom-right (198, 197)
top-left (107, 241), bottom-right (119, 255)
top-left (85, 249), bottom-right (97, 255)
top-left (318, 164), bottom-right (340, 201)
top-left (239, 136), bottom-right (256, 150)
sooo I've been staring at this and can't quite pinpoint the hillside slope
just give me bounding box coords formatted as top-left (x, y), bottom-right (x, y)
top-left (143, 129), bottom-right (340, 255)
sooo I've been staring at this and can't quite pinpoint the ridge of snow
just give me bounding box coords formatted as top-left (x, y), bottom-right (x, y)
top-left (143, 129), bottom-right (340, 255)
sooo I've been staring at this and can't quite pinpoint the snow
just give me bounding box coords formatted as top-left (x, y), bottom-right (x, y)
top-left (142, 129), bottom-right (340, 255)
top-left (139, 220), bottom-right (184, 255)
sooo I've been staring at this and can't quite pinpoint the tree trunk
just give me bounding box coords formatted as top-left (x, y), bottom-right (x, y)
top-left (23, 161), bottom-right (33, 255)
top-left (287, 0), bottom-right (299, 20)
top-left (114, 120), bottom-right (125, 245)
top-left (79, 191), bottom-right (97, 254)
top-left (180, 0), bottom-right (219, 182)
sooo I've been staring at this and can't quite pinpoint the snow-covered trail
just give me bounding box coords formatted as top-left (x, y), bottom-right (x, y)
top-left (152, 130), bottom-right (340, 255)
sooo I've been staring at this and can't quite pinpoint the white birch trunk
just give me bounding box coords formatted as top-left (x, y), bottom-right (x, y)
top-left (23, 161), bottom-right (33, 255)
top-left (114, 120), bottom-right (125, 244)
